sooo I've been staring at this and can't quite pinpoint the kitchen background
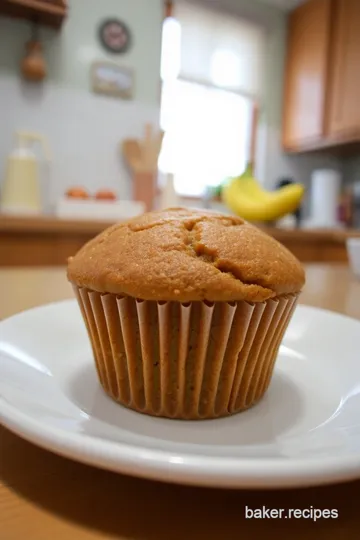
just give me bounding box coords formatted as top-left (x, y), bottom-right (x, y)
top-left (0, 0), bottom-right (360, 268)
top-left (0, 0), bottom-right (162, 203)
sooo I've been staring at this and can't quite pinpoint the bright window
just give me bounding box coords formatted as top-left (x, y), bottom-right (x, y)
top-left (159, 80), bottom-right (252, 196)
top-left (159, 2), bottom-right (265, 197)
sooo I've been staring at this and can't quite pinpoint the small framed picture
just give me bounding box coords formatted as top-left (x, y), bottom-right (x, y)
top-left (91, 61), bottom-right (134, 99)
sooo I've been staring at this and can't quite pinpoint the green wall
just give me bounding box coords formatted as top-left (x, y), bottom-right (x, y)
top-left (0, 0), bottom-right (163, 104)
top-left (0, 0), bottom-right (285, 117)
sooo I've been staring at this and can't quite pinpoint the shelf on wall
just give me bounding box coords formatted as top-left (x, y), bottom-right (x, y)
top-left (0, 0), bottom-right (68, 29)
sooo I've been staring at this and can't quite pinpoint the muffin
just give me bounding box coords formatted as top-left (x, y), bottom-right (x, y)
top-left (67, 208), bottom-right (305, 420)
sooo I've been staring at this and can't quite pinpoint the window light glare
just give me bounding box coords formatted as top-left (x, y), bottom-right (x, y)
top-left (161, 17), bottom-right (181, 81)
top-left (210, 49), bottom-right (240, 88)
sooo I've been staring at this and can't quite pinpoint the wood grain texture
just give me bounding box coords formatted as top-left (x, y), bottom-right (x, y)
top-left (1, 265), bottom-right (360, 539)
top-left (0, 0), bottom-right (67, 28)
top-left (282, 0), bottom-right (332, 150)
top-left (0, 215), bottom-right (114, 235)
top-left (326, 0), bottom-right (360, 138)
top-left (1, 215), bottom-right (359, 266)
top-left (0, 216), bottom-right (112, 267)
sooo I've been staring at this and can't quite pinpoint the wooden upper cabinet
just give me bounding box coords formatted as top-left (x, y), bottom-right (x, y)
top-left (282, 0), bottom-right (332, 150)
top-left (326, 0), bottom-right (360, 138)
top-left (0, 0), bottom-right (68, 29)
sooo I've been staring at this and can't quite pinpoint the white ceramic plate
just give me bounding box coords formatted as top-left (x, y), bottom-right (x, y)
top-left (1, 300), bottom-right (360, 489)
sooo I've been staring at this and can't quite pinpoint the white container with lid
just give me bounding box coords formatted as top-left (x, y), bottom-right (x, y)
top-left (309, 169), bottom-right (341, 228)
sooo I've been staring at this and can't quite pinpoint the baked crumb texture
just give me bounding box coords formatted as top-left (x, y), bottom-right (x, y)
top-left (68, 208), bottom-right (305, 302)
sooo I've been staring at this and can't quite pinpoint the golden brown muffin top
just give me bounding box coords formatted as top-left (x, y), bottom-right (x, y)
top-left (67, 208), bottom-right (305, 302)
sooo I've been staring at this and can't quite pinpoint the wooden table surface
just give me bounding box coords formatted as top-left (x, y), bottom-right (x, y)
top-left (1, 264), bottom-right (360, 539)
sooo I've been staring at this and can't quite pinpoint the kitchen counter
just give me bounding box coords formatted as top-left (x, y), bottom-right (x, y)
top-left (0, 214), bottom-right (113, 234)
top-left (258, 225), bottom-right (360, 263)
top-left (1, 214), bottom-right (359, 266)
top-left (0, 214), bottom-right (114, 267)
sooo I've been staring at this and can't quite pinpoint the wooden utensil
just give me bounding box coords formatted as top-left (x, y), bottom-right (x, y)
top-left (122, 124), bottom-right (164, 211)
top-left (122, 139), bottom-right (142, 171)
top-left (123, 124), bottom-right (164, 173)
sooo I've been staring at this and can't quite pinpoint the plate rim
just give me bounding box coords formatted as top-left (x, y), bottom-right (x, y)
top-left (1, 300), bottom-right (360, 489)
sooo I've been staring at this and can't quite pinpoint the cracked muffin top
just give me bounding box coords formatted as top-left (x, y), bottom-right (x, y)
top-left (67, 208), bottom-right (305, 302)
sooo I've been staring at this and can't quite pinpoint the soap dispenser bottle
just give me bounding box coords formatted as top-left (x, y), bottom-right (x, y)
top-left (1, 131), bottom-right (51, 215)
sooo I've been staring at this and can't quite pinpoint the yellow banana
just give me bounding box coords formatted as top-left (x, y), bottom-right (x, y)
top-left (221, 164), bottom-right (305, 222)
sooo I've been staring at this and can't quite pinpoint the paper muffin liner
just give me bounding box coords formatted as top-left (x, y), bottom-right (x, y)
top-left (73, 286), bottom-right (298, 419)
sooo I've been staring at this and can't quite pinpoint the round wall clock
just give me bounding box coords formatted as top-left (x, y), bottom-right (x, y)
top-left (98, 19), bottom-right (132, 54)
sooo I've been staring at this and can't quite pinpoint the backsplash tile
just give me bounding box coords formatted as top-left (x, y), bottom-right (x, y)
top-left (0, 74), bottom-right (160, 207)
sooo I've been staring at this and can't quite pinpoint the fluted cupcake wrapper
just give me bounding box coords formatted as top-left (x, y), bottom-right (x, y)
top-left (73, 286), bottom-right (298, 420)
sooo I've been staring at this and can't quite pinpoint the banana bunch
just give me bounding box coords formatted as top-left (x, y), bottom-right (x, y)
top-left (221, 164), bottom-right (305, 222)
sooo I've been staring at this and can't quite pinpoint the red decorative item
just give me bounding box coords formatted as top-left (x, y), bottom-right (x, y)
top-left (21, 40), bottom-right (46, 82)
top-left (65, 188), bottom-right (90, 200)
top-left (95, 190), bottom-right (117, 201)
top-left (164, 1), bottom-right (174, 19)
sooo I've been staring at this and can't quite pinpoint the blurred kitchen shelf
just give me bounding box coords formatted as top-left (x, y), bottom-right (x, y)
top-left (0, 0), bottom-right (68, 29)
top-left (0, 214), bottom-right (115, 267)
top-left (1, 214), bottom-right (360, 266)
top-left (55, 198), bottom-right (145, 221)
top-left (261, 225), bottom-right (360, 244)
top-left (0, 214), bottom-right (114, 235)
top-left (259, 225), bottom-right (360, 264)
